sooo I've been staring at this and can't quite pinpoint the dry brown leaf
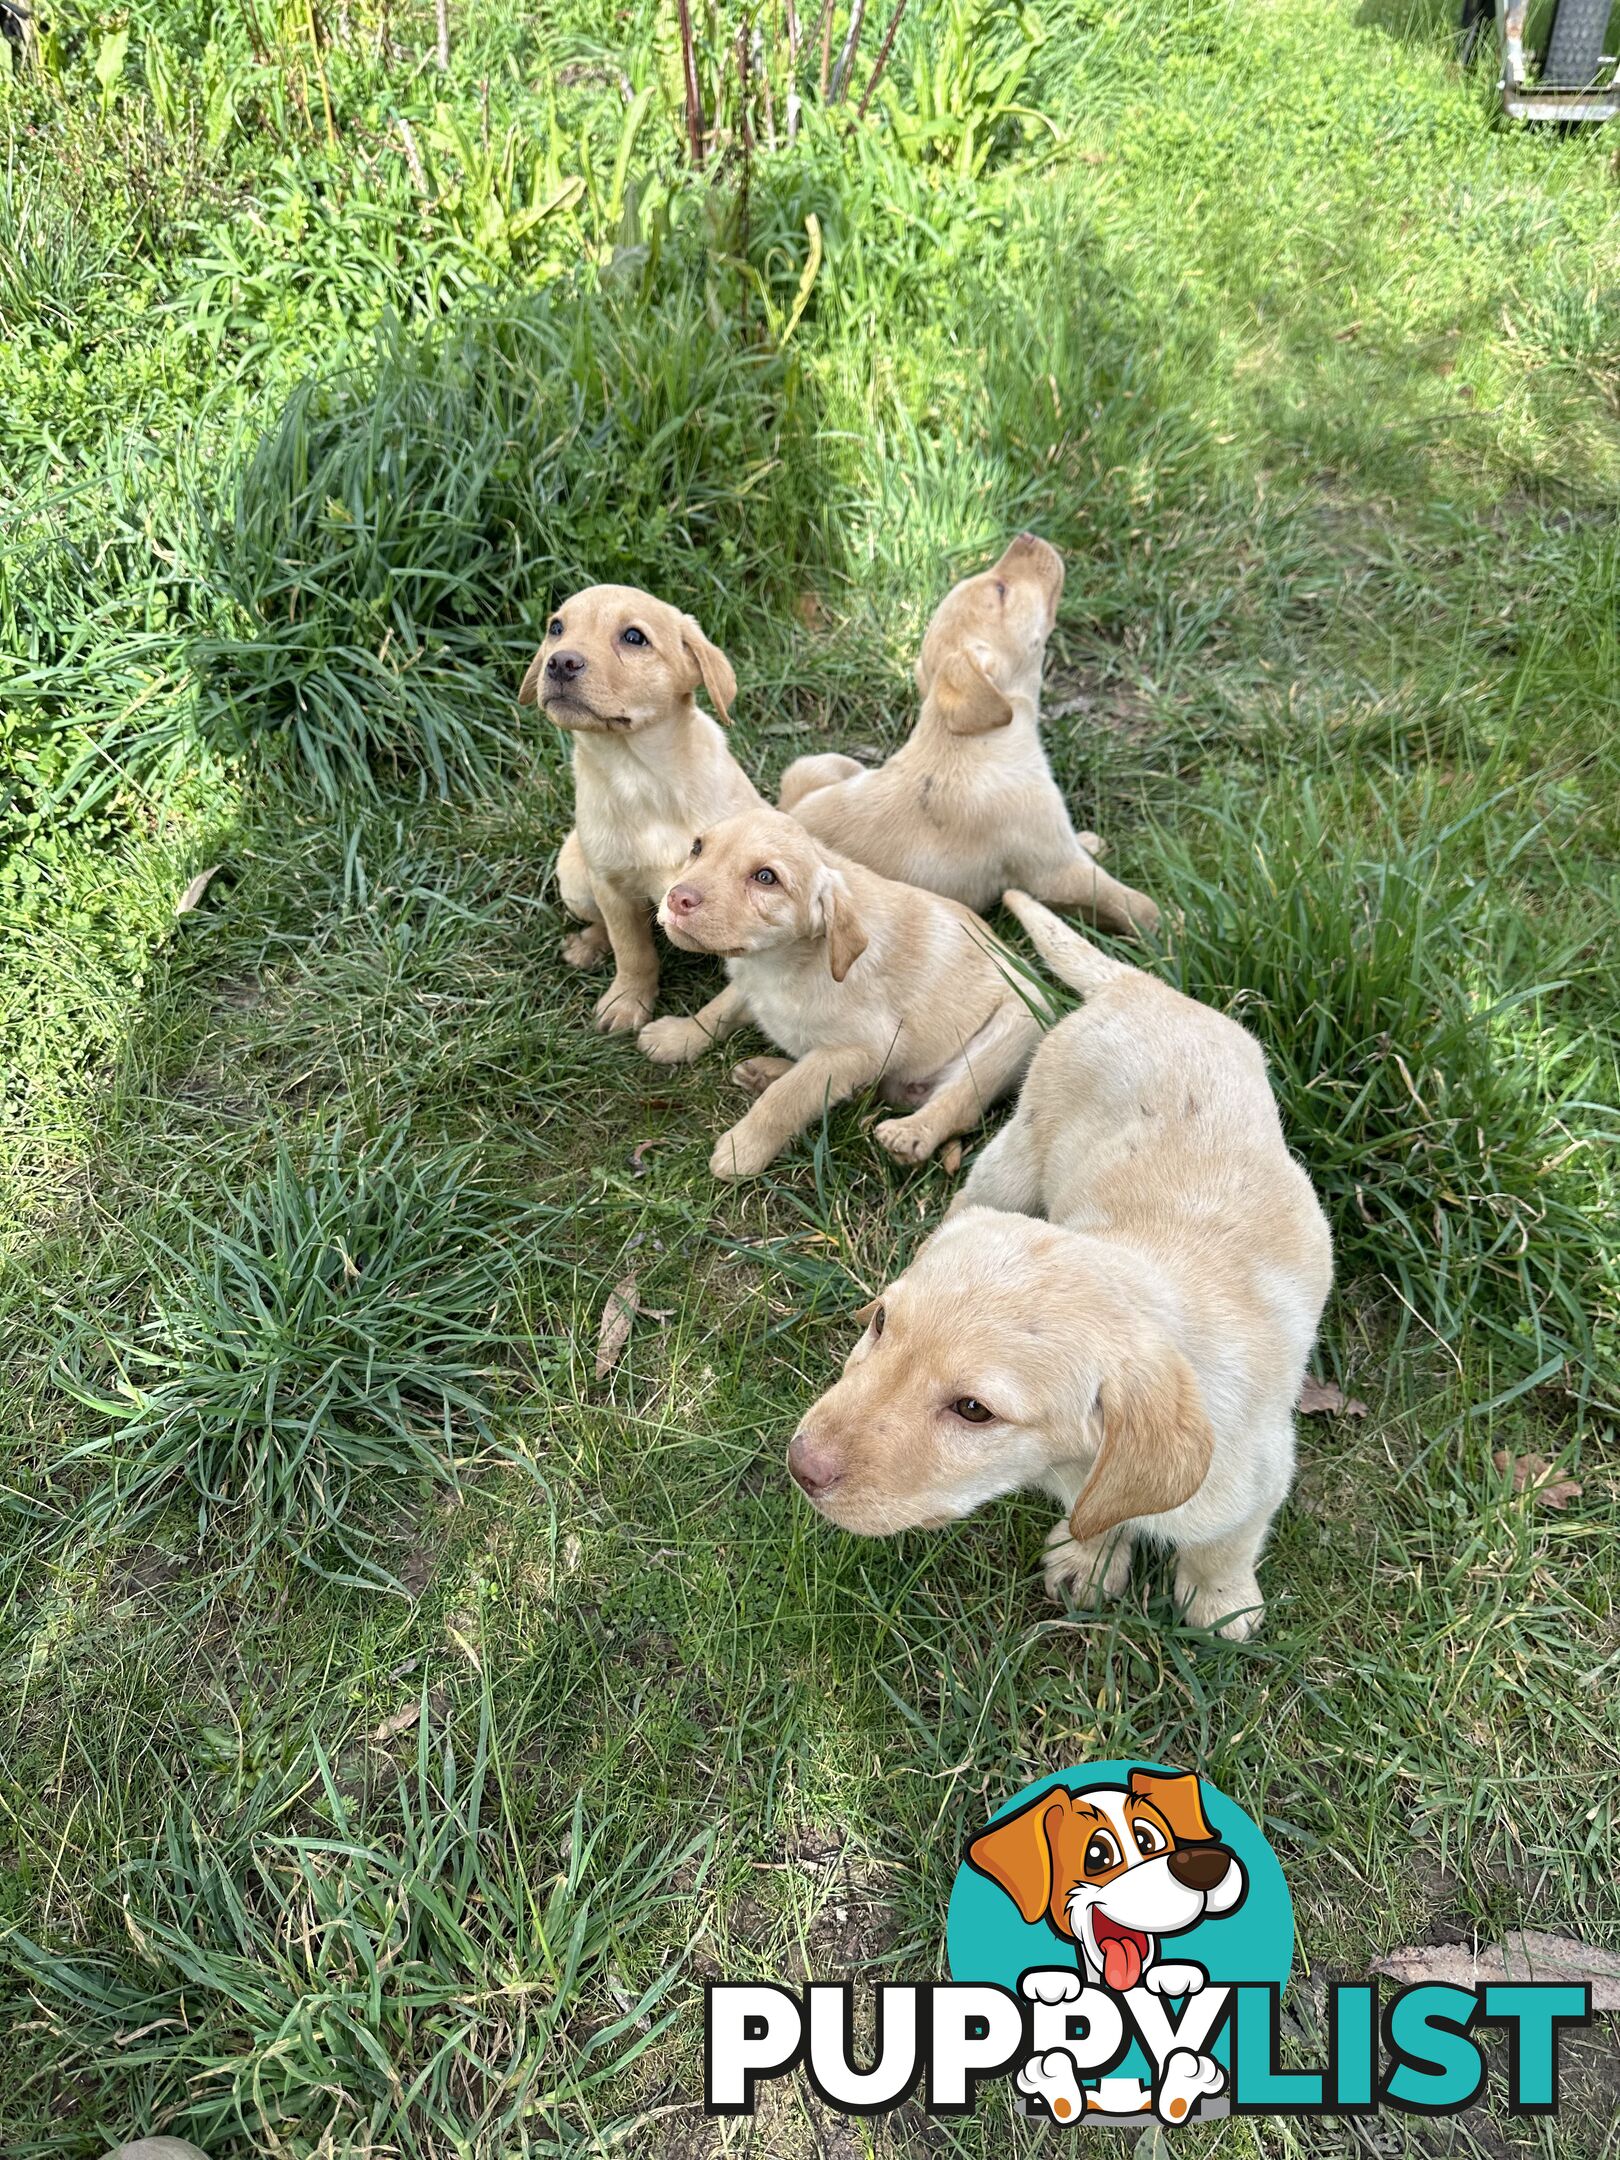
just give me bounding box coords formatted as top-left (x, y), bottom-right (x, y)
top-left (176, 864), bottom-right (224, 916)
top-left (1298, 1375), bottom-right (1368, 1417)
top-left (593, 1276), bottom-right (673, 1379)
top-left (1373, 1932), bottom-right (1620, 2010)
top-left (940, 1139), bottom-right (964, 1176)
top-left (596, 1275), bottom-right (639, 1378)
top-left (1492, 1450), bottom-right (1582, 1509)
top-left (370, 1703), bottom-right (420, 1744)
top-left (629, 1139), bottom-right (659, 1174)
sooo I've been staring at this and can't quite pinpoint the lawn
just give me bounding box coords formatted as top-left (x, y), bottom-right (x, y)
top-left (2, 0), bottom-right (1618, 2151)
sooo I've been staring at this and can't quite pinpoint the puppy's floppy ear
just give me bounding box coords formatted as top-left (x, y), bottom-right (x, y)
top-left (1128, 1769), bottom-right (1216, 1846)
top-left (936, 650), bottom-right (1013, 736)
top-left (517, 650), bottom-right (545, 707)
top-left (679, 614), bottom-right (737, 723)
top-left (811, 867), bottom-right (869, 983)
top-left (967, 1789), bottom-right (1072, 1927)
top-left (1068, 1340), bottom-right (1214, 1543)
top-left (852, 1297), bottom-right (882, 1327)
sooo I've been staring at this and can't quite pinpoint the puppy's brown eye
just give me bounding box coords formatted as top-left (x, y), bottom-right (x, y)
top-left (547, 617), bottom-right (564, 637)
top-left (1133, 1821), bottom-right (1166, 1857)
top-left (951, 1397), bottom-right (992, 1423)
top-left (751, 867), bottom-right (778, 886)
top-left (622, 626), bottom-right (648, 647)
top-left (1084, 1832), bottom-right (1120, 1874)
top-left (689, 837), bottom-right (703, 858)
top-left (872, 1304), bottom-right (885, 1338)
top-left (994, 580), bottom-right (1008, 600)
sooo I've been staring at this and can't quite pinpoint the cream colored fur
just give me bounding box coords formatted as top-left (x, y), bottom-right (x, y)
top-left (780, 535), bottom-right (1160, 936)
top-left (788, 891), bottom-right (1332, 1639)
top-left (639, 805), bottom-right (1047, 1180)
top-left (519, 584), bottom-right (759, 1033)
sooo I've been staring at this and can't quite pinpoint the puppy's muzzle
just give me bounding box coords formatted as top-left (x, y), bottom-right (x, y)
top-left (664, 883), bottom-right (704, 921)
top-left (1166, 1846), bottom-right (1233, 1893)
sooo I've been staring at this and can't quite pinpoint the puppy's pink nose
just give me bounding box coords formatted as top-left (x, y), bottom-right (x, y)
top-left (788, 1431), bottom-right (842, 1500)
top-left (665, 883), bottom-right (704, 918)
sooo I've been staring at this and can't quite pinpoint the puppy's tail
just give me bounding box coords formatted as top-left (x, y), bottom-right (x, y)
top-left (1002, 890), bottom-right (1134, 997)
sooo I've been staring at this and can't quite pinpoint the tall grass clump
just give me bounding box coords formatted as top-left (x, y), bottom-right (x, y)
top-left (194, 262), bottom-right (829, 796)
top-left (1149, 777), bottom-right (1616, 1389)
top-left (8, 1704), bottom-right (705, 2151)
top-left (0, 160), bottom-right (124, 335)
top-left (56, 1122), bottom-right (549, 1581)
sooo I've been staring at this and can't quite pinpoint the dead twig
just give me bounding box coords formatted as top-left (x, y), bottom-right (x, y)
top-left (857, 0), bottom-right (906, 116)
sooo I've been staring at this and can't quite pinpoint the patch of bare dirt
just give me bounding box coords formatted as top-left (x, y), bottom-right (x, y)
top-left (1043, 666), bottom-right (1157, 741)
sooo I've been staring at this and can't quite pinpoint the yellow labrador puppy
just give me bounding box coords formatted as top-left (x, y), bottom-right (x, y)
top-left (787, 893), bottom-right (1332, 1639)
top-left (638, 806), bottom-right (1045, 1180)
top-left (519, 585), bottom-right (758, 1032)
top-left (779, 535), bottom-right (1160, 936)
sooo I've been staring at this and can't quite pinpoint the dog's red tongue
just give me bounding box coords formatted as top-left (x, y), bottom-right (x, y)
top-left (1094, 1915), bottom-right (1148, 1991)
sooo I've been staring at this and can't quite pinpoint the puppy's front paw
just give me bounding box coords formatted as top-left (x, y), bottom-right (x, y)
top-left (561, 924), bottom-right (610, 970)
top-left (1127, 891), bottom-right (1163, 937)
top-left (1174, 1569), bottom-right (1263, 1640)
top-left (709, 1124), bottom-right (780, 1180)
top-left (1141, 1962), bottom-right (1207, 1999)
top-left (1044, 1520), bottom-right (1133, 1606)
top-left (730, 1057), bottom-right (793, 1098)
top-left (1021, 1967), bottom-right (1085, 2006)
top-left (638, 1016), bottom-right (709, 1065)
top-left (873, 1115), bottom-right (938, 1165)
top-left (594, 979), bottom-right (657, 1034)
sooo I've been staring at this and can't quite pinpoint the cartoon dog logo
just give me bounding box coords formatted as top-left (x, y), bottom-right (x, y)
top-left (967, 1767), bottom-right (1246, 1990)
top-left (966, 1768), bottom-right (1245, 2124)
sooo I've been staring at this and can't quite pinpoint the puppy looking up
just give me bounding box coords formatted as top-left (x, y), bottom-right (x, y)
top-left (519, 585), bottom-right (757, 1032)
top-left (788, 893), bottom-right (1332, 1638)
top-left (779, 535), bottom-right (1160, 937)
top-left (638, 805), bottom-right (1045, 1180)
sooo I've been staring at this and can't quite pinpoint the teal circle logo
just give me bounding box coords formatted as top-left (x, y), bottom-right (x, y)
top-left (947, 1761), bottom-right (1292, 2123)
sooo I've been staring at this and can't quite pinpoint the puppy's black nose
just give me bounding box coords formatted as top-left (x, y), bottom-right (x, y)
top-left (545, 649), bottom-right (587, 683)
top-left (1167, 1845), bottom-right (1232, 1893)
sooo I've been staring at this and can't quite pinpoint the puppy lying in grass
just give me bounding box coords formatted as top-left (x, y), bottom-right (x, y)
top-left (639, 805), bottom-right (1046, 1180)
top-left (779, 534), bottom-right (1160, 938)
top-left (788, 892), bottom-right (1332, 1639)
top-left (519, 584), bottom-right (756, 1033)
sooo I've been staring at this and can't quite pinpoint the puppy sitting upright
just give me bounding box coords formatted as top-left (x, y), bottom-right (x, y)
top-left (779, 535), bottom-right (1160, 937)
top-left (787, 893), bottom-right (1332, 1639)
top-left (638, 805), bottom-right (1045, 1180)
top-left (519, 585), bottom-right (757, 1033)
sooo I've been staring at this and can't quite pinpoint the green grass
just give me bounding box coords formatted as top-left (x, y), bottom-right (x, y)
top-left (2, 0), bottom-right (1618, 2152)
top-left (52, 1120), bottom-right (558, 1586)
